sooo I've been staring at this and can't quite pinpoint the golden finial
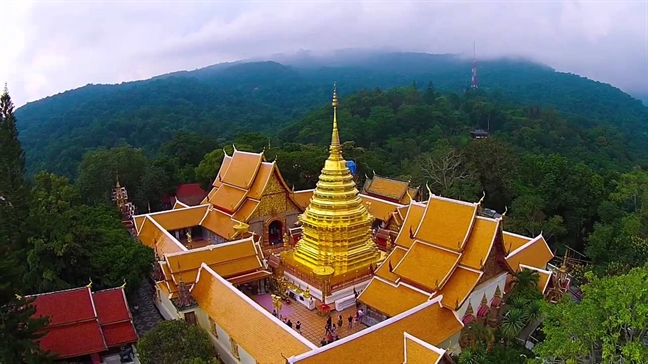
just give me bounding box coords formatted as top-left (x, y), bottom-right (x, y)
top-left (405, 189), bottom-right (413, 204)
top-left (120, 278), bottom-right (127, 289)
top-left (223, 147), bottom-right (229, 157)
top-left (147, 200), bottom-right (151, 213)
top-left (372, 169), bottom-right (376, 177)
top-left (115, 172), bottom-right (121, 188)
top-left (478, 191), bottom-right (486, 205)
top-left (15, 294), bottom-right (22, 300)
top-left (86, 278), bottom-right (93, 288)
top-left (426, 182), bottom-right (432, 198)
top-left (502, 206), bottom-right (508, 217)
top-left (331, 83), bottom-right (340, 147)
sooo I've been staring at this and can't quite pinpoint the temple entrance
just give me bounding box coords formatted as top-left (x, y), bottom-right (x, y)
top-left (268, 220), bottom-right (283, 245)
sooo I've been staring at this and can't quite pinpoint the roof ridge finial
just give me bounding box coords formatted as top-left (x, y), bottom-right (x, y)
top-left (331, 83), bottom-right (340, 148)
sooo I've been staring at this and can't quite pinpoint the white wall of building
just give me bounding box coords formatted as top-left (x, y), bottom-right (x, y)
top-left (455, 272), bottom-right (508, 319)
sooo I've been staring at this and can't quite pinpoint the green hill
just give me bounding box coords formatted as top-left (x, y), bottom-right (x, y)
top-left (15, 52), bottom-right (648, 178)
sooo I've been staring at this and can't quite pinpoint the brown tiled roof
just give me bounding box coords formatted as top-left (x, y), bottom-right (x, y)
top-left (393, 203), bottom-right (426, 249)
top-left (292, 189), bottom-right (314, 210)
top-left (460, 217), bottom-right (499, 270)
top-left (360, 194), bottom-right (405, 222)
top-left (375, 246), bottom-right (408, 283)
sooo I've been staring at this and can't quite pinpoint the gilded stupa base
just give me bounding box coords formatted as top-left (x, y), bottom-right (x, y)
top-left (280, 250), bottom-right (385, 305)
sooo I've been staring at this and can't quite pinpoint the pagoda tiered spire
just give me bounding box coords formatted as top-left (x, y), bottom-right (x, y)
top-left (291, 85), bottom-right (381, 275)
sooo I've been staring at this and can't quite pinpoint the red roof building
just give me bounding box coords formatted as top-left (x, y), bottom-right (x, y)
top-left (174, 183), bottom-right (208, 206)
top-left (28, 286), bottom-right (138, 362)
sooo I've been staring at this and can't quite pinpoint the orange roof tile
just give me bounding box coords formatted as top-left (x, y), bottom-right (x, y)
top-left (291, 299), bottom-right (462, 364)
top-left (137, 217), bottom-right (185, 255)
top-left (506, 235), bottom-right (553, 271)
top-left (360, 194), bottom-right (405, 222)
top-left (400, 187), bottom-right (420, 205)
top-left (200, 209), bottom-right (237, 240)
top-left (221, 150), bottom-right (263, 189)
top-left (133, 215), bottom-right (146, 233)
top-left (394, 203), bottom-right (426, 249)
top-left (166, 237), bottom-right (259, 275)
top-left (212, 155), bottom-right (233, 188)
top-left (292, 189), bottom-right (314, 210)
top-left (414, 196), bottom-right (477, 251)
top-left (192, 265), bottom-right (314, 364)
top-left (403, 334), bottom-right (444, 364)
top-left (247, 163), bottom-right (274, 199)
top-left (172, 200), bottom-right (190, 209)
top-left (146, 205), bottom-right (209, 231)
top-left (232, 199), bottom-right (260, 222)
top-left (502, 231), bottom-right (532, 255)
top-left (393, 242), bottom-right (461, 292)
top-left (375, 247), bottom-right (408, 283)
top-left (160, 262), bottom-right (172, 281)
top-left (210, 184), bottom-right (248, 213)
top-left (358, 278), bottom-right (429, 317)
top-left (460, 217), bottom-right (499, 270)
top-left (436, 267), bottom-right (483, 310)
top-left (156, 281), bottom-right (172, 298)
top-left (365, 175), bottom-right (411, 201)
top-left (397, 205), bottom-right (409, 220)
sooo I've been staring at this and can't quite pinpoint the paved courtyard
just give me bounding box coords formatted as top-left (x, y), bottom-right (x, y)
top-left (251, 293), bottom-right (367, 345)
top-left (131, 279), bottom-right (163, 336)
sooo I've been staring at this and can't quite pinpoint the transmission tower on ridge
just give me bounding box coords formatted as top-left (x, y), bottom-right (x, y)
top-left (471, 41), bottom-right (478, 89)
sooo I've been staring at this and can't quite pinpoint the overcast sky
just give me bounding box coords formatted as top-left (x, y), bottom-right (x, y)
top-left (1, 0), bottom-right (647, 107)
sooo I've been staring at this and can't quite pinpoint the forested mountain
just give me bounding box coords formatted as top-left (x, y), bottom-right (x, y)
top-left (15, 51), bottom-right (648, 178)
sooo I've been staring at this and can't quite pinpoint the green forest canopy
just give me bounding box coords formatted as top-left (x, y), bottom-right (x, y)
top-left (14, 52), bottom-right (648, 178)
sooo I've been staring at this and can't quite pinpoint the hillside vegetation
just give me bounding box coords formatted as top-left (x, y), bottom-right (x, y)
top-left (15, 52), bottom-right (647, 178)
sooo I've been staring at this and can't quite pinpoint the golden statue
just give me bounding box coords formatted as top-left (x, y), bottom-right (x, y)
top-left (304, 286), bottom-right (311, 299)
top-left (284, 85), bottom-right (383, 285)
top-left (282, 232), bottom-right (290, 248)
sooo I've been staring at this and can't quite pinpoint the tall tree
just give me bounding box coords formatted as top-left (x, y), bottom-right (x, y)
top-left (534, 265), bottom-right (648, 363)
top-left (0, 87), bottom-right (51, 362)
top-left (137, 320), bottom-right (218, 364)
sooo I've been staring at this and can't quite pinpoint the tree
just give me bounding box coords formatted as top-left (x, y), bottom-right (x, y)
top-left (137, 320), bottom-right (218, 364)
top-left (417, 140), bottom-right (480, 200)
top-left (0, 87), bottom-right (51, 362)
top-left (195, 149), bottom-right (224, 191)
top-left (505, 194), bottom-right (566, 243)
top-left (534, 265), bottom-right (648, 363)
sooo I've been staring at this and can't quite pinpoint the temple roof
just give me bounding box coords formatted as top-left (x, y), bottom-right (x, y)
top-left (506, 234), bottom-right (553, 271)
top-left (159, 237), bottom-right (270, 297)
top-left (519, 264), bottom-right (554, 294)
top-left (362, 175), bottom-right (419, 204)
top-left (360, 194), bottom-right (406, 222)
top-left (174, 183), bottom-right (208, 206)
top-left (192, 264), bottom-right (315, 364)
top-left (375, 246), bottom-right (408, 283)
top-left (359, 192), bottom-right (554, 319)
top-left (413, 196), bottom-right (478, 252)
top-left (28, 286), bottom-right (136, 358)
top-left (393, 203), bottom-right (426, 249)
top-left (292, 189), bottom-right (314, 209)
top-left (403, 333), bottom-right (446, 364)
top-left (358, 277), bottom-right (431, 317)
top-left (289, 298), bottom-right (461, 364)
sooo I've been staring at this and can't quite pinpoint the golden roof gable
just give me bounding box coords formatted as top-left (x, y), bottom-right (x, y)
top-left (413, 195), bottom-right (478, 252)
top-left (358, 277), bottom-right (431, 317)
top-left (289, 297), bottom-right (462, 364)
top-left (506, 234), bottom-right (553, 271)
top-left (393, 241), bottom-right (462, 292)
top-left (192, 264), bottom-right (314, 364)
top-left (403, 333), bottom-right (446, 364)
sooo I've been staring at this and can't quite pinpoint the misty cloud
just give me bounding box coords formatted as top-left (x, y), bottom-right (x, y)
top-left (1, 0), bottom-right (646, 106)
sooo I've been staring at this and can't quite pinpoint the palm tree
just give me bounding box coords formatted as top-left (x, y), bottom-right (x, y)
top-left (508, 269), bottom-right (540, 300)
top-left (524, 300), bottom-right (542, 323)
top-left (500, 309), bottom-right (528, 341)
top-left (462, 322), bottom-right (495, 351)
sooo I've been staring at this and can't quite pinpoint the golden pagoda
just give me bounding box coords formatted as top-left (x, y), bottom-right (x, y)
top-left (282, 86), bottom-right (383, 300)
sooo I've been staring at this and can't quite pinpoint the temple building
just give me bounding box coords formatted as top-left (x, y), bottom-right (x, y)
top-left (27, 285), bottom-right (137, 364)
top-left (131, 87), bottom-right (557, 364)
top-left (280, 88), bottom-right (385, 306)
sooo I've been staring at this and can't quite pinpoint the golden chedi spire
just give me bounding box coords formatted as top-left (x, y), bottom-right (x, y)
top-left (291, 85), bottom-right (381, 276)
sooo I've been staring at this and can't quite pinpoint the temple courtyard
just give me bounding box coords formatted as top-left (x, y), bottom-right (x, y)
top-left (250, 293), bottom-right (367, 345)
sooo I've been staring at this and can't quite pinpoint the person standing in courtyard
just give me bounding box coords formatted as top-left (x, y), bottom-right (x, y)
top-left (348, 315), bottom-right (353, 329)
top-left (337, 314), bottom-right (343, 329)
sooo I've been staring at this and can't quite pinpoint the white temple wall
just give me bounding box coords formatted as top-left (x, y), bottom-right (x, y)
top-left (455, 272), bottom-right (508, 319)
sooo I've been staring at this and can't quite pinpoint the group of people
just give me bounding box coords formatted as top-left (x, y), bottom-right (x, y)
top-left (320, 309), bottom-right (365, 346)
top-left (272, 310), bottom-right (303, 334)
